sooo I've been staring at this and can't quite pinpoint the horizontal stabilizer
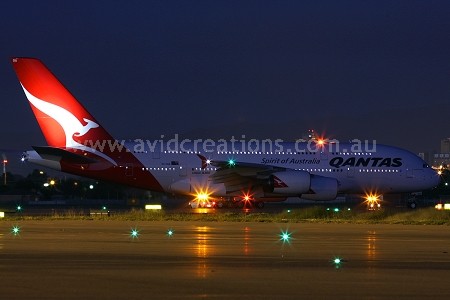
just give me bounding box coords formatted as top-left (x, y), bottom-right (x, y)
top-left (32, 146), bottom-right (99, 164)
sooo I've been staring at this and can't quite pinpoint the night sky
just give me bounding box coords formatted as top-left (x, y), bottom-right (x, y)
top-left (1, 1), bottom-right (450, 173)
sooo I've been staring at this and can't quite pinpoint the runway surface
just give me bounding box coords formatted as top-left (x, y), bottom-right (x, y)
top-left (1, 220), bottom-right (450, 299)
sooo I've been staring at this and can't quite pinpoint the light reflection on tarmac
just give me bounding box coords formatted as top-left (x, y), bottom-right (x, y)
top-left (0, 221), bottom-right (450, 299)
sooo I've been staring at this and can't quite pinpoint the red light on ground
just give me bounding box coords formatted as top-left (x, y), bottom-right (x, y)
top-left (241, 191), bottom-right (254, 202)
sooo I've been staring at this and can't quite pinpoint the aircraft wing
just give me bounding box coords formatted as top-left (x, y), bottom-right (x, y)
top-left (208, 159), bottom-right (287, 194)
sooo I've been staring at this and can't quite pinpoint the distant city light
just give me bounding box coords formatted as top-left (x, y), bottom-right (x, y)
top-left (145, 204), bottom-right (162, 210)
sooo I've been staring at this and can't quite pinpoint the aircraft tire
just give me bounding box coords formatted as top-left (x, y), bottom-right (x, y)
top-left (408, 201), bottom-right (417, 209)
top-left (256, 201), bottom-right (264, 209)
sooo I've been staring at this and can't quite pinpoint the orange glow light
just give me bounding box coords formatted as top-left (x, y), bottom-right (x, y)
top-left (364, 193), bottom-right (381, 210)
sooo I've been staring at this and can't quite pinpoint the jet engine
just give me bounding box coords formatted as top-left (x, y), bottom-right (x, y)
top-left (270, 170), bottom-right (311, 195)
top-left (301, 175), bottom-right (338, 200)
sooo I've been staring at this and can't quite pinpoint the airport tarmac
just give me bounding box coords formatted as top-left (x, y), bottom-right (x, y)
top-left (1, 221), bottom-right (450, 299)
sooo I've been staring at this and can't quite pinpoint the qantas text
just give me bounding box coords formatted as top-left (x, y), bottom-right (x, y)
top-left (329, 157), bottom-right (402, 168)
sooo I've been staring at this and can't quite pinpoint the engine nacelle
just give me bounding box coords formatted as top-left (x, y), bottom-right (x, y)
top-left (301, 175), bottom-right (338, 200)
top-left (270, 170), bottom-right (311, 195)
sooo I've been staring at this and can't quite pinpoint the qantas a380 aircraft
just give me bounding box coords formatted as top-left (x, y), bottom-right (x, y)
top-left (11, 58), bottom-right (439, 208)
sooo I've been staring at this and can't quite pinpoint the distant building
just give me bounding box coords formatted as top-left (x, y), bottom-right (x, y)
top-left (433, 153), bottom-right (450, 168)
top-left (441, 138), bottom-right (450, 153)
top-left (432, 138), bottom-right (450, 168)
top-left (300, 129), bottom-right (316, 141)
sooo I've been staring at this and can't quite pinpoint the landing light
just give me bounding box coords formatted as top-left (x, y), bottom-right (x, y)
top-left (365, 193), bottom-right (381, 210)
top-left (197, 193), bottom-right (209, 201)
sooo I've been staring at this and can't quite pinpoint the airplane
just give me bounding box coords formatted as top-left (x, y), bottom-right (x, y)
top-left (11, 57), bottom-right (440, 208)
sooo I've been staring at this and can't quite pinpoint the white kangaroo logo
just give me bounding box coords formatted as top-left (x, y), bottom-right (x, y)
top-left (21, 84), bottom-right (117, 166)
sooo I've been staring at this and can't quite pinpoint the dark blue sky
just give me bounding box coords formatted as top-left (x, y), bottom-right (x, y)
top-left (1, 0), bottom-right (450, 173)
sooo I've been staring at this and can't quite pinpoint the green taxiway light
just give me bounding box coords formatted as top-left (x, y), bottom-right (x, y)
top-left (227, 159), bottom-right (236, 167)
top-left (279, 229), bottom-right (292, 244)
top-left (333, 257), bottom-right (343, 269)
top-left (11, 225), bottom-right (21, 236)
top-left (167, 229), bottom-right (174, 237)
top-left (130, 227), bottom-right (140, 239)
